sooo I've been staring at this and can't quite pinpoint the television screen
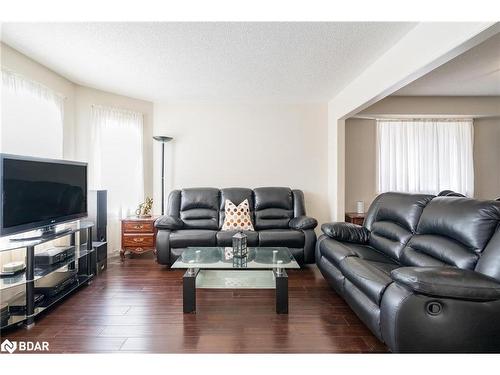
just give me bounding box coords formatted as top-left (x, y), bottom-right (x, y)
top-left (1, 154), bottom-right (87, 236)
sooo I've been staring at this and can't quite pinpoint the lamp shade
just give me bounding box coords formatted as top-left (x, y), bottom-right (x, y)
top-left (153, 136), bottom-right (173, 142)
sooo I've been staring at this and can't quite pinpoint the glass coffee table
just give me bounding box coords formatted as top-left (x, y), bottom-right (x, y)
top-left (172, 247), bottom-right (300, 314)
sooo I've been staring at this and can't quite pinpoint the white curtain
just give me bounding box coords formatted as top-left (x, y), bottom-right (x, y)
top-left (1, 69), bottom-right (64, 158)
top-left (89, 105), bottom-right (144, 253)
top-left (377, 119), bottom-right (474, 197)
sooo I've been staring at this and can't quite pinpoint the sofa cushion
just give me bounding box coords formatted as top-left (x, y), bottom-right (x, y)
top-left (339, 257), bottom-right (396, 305)
top-left (401, 234), bottom-right (479, 269)
top-left (254, 187), bottom-right (294, 230)
top-left (364, 192), bottom-right (434, 233)
top-left (363, 192), bottom-right (434, 262)
top-left (180, 188), bottom-right (220, 230)
top-left (416, 197), bottom-right (500, 253)
top-left (397, 197), bottom-right (500, 270)
top-left (216, 230), bottom-right (259, 247)
top-left (258, 229), bottom-right (304, 248)
top-left (369, 221), bottom-right (413, 261)
top-left (169, 229), bottom-right (217, 248)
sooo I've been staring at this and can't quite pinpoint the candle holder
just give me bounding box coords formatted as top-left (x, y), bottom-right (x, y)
top-left (232, 231), bottom-right (248, 258)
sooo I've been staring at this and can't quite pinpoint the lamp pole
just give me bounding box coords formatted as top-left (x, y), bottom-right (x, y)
top-left (153, 136), bottom-right (173, 215)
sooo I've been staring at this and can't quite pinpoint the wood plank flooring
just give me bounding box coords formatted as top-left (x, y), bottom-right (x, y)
top-left (1, 253), bottom-right (388, 353)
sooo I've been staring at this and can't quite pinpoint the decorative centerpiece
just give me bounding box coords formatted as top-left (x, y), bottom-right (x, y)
top-left (232, 231), bottom-right (248, 268)
top-left (232, 231), bottom-right (248, 258)
top-left (135, 197), bottom-right (153, 218)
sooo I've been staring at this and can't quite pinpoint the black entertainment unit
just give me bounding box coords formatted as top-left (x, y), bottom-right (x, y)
top-left (0, 154), bottom-right (102, 331)
top-left (0, 221), bottom-right (95, 330)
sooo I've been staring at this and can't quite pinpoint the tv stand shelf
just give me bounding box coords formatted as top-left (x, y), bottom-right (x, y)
top-left (0, 221), bottom-right (95, 330)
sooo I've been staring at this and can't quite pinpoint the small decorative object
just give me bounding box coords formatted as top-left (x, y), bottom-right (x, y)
top-left (232, 231), bottom-right (248, 258)
top-left (356, 200), bottom-right (365, 214)
top-left (1, 261), bottom-right (26, 277)
top-left (135, 197), bottom-right (153, 217)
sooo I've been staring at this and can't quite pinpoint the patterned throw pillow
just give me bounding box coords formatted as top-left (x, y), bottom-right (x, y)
top-left (221, 199), bottom-right (255, 231)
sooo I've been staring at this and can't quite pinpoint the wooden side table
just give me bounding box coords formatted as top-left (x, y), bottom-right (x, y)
top-left (345, 212), bottom-right (366, 226)
top-left (120, 216), bottom-right (159, 261)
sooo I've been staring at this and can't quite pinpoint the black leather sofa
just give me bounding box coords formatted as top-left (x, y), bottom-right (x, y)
top-left (155, 187), bottom-right (317, 266)
top-left (316, 192), bottom-right (500, 352)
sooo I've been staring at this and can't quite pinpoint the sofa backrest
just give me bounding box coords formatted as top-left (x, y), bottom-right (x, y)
top-left (179, 188), bottom-right (220, 230)
top-left (400, 197), bottom-right (500, 270)
top-left (166, 187), bottom-right (304, 230)
top-left (254, 187), bottom-right (295, 230)
top-left (476, 224), bottom-right (500, 282)
top-left (219, 188), bottom-right (255, 229)
top-left (364, 192), bottom-right (434, 261)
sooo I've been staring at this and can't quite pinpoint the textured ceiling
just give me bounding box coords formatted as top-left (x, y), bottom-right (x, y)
top-left (395, 31), bottom-right (500, 96)
top-left (1, 22), bottom-right (416, 102)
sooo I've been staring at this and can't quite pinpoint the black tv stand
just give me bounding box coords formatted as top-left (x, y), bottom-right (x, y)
top-left (9, 226), bottom-right (72, 242)
top-left (0, 221), bottom-right (95, 330)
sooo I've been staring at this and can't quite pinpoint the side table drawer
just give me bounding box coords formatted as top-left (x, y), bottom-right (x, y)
top-left (123, 221), bottom-right (154, 233)
top-left (122, 234), bottom-right (155, 248)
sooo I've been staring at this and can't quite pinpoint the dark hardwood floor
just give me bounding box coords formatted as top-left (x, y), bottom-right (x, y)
top-left (1, 253), bottom-right (388, 353)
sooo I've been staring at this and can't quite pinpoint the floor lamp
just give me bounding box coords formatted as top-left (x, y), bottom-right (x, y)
top-left (153, 136), bottom-right (173, 215)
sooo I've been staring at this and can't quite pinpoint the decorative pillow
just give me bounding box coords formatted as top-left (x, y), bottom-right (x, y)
top-left (221, 199), bottom-right (255, 231)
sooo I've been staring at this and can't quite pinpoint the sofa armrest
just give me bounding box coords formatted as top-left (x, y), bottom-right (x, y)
top-left (391, 267), bottom-right (500, 301)
top-left (155, 216), bottom-right (184, 230)
top-left (321, 222), bottom-right (369, 244)
top-left (289, 216), bottom-right (318, 230)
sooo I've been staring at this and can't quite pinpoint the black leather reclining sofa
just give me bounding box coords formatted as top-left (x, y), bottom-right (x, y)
top-left (317, 192), bottom-right (500, 352)
top-left (155, 187), bottom-right (318, 267)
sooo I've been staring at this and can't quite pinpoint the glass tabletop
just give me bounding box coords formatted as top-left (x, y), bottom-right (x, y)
top-left (171, 247), bottom-right (300, 269)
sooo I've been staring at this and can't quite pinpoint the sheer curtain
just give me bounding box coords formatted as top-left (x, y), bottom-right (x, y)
top-left (1, 69), bottom-right (64, 158)
top-left (89, 105), bottom-right (144, 253)
top-left (377, 119), bottom-right (474, 197)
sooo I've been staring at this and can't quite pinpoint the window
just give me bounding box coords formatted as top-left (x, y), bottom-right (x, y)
top-left (1, 69), bottom-right (64, 158)
top-left (89, 105), bottom-right (144, 251)
top-left (377, 119), bottom-right (474, 196)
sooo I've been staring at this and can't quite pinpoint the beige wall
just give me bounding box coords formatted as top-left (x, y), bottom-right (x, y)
top-left (345, 96), bottom-right (500, 212)
top-left (474, 117), bottom-right (500, 200)
top-left (153, 102), bottom-right (330, 226)
top-left (358, 96), bottom-right (500, 118)
top-left (345, 118), bottom-right (377, 212)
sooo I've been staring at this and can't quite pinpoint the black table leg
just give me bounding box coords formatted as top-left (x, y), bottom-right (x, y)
top-left (25, 245), bottom-right (35, 328)
top-left (274, 269), bottom-right (288, 314)
top-left (183, 268), bottom-right (199, 313)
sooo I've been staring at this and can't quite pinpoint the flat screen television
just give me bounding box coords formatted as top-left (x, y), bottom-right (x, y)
top-left (0, 154), bottom-right (87, 237)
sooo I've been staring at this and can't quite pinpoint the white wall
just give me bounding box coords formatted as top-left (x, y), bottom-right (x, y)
top-left (1, 43), bottom-right (155, 201)
top-left (153, 102), bottom-right (329, 225)
top-left (1, 43), bottom-right (154, 255)
top-left (74, 86), bottom-right (154, 198)
top-left (1, 42), bottom-right (77, 159)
